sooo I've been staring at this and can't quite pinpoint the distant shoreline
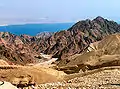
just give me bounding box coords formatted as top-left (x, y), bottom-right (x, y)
top-left (0, 23), bottom-right (74, 36)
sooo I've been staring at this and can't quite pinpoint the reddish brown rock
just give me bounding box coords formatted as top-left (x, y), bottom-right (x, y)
top-left (32, 16), bottom-right (120, 60)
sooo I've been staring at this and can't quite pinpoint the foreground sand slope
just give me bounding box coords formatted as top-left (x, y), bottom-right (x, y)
top-left (0, 65), bottom-right (66, 84)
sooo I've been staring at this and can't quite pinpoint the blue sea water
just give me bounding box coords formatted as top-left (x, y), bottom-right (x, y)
top-left (0, 23), bottom-right (74, 36)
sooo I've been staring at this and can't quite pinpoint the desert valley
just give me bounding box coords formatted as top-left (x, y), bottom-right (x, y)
top-left (1, 17), bottom-right (120, 88)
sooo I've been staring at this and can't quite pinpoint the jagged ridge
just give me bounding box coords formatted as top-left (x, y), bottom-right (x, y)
top-left (32, 16), bottom-right (120, 60)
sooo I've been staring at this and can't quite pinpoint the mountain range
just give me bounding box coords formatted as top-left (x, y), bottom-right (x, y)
top-left (33, 16), bottom-right (120, 60)
top-left (0, 16), bottom-right (120, 65)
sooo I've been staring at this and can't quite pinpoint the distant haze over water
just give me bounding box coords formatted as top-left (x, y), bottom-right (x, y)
top-left (0, 23), bottom-right (74, 36)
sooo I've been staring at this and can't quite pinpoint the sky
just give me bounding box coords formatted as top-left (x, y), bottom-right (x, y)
top-left (0, 0), bottom-right (120, 24)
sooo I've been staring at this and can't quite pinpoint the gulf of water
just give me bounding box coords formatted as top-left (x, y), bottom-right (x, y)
top-left (0, 23), bottom-right (74, 36)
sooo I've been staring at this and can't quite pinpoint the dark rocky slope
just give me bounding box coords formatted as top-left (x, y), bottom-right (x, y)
top-left (32, 16), bottom-right (120, 60)
top-left (0, 32), bottom-right (41, 65)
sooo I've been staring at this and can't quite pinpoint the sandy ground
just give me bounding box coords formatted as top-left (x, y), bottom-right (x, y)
top-left (1, 65), bottom-right (120, 89)
top-left (0, 65), bottom-right (66, 84)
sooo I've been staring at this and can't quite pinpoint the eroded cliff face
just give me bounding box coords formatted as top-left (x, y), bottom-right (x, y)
top-left (32, 16), bottom-right (120, 60)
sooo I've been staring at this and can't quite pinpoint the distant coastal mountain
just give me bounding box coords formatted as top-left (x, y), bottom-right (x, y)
top-left (36, 32), bottom-right (54, 39)
top-left (0, 16), bottom-right (120, 65)
top-left (0, 23), bottom-right (74, 36)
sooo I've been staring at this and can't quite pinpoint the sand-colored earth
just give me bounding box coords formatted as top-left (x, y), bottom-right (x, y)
top-left (0, 65), bottom-right (66, 85)
top-left (0, 60), bottom-right (9, 65)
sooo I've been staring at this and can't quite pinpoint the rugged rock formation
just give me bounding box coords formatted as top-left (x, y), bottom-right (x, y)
top-left (57, 34), bottom-right (120, 74)
top-left (0, 32), bottom-right (42, 65)
top-left (32, 16), bottom-right (120, 60)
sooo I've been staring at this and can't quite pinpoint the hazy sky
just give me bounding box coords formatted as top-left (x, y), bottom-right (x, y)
top-left (0, 0), bottom-right (120, 24)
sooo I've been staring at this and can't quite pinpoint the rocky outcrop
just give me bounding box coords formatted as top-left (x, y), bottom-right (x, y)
top-left (0, 32), bottom-right (45, 65)
top-left (32, 16), bottom-right (120, 60)
top-left (57, 34), bottom-right (120, 74)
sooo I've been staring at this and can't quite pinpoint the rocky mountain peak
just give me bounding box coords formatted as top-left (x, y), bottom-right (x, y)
top-left (32, 17), bottom-right (120, 60)
top-left (94, 16), bottom-right (105, 21)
